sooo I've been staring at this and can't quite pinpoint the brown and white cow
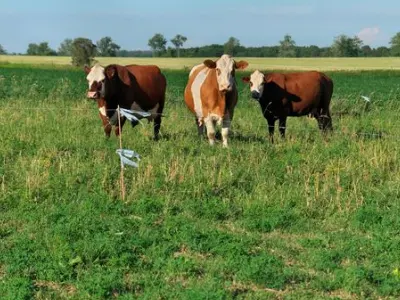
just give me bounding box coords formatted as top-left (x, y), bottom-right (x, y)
top-left (184, 54), bottom-right (248, 147)
top-left (242, 70), bottom-right (333, 142)
top-left (84, 63), bottom-right (167, 140)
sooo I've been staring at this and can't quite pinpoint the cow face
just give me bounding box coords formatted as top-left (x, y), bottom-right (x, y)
top-left (203, 54), bottom-right (248, 93)
top-left (85, 64), bottom-right (105, 99)
top-left (242, 70), bottom-right (265, 100)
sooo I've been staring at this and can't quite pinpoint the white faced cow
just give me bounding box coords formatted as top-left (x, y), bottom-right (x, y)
top-left (84, 63), bottom-right (167, 139)
top-left (184, 54), bottom-right (248, 147)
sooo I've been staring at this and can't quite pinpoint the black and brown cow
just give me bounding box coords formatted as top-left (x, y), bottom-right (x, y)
top-left (84, 63), bottom-right (167, 140)
top-left (242, 70), bottom-right (333, 142)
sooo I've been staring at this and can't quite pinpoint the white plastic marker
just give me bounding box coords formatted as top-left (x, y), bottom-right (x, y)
top-left (116, 149), bottom-right (141, 168)
top-left (361, 96), bottom-right (371, 102)
top-left (119, 108), bottom-right (151, 125)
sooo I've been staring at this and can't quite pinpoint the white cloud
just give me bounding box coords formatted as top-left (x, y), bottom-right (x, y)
top-left (357, 27), bottom-right (380, 44)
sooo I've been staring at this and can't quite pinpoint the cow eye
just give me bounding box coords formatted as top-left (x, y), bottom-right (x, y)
top-left (216, 68), bottom-right (221, 76)
top-left (250, 82), bottom-right (253, 87)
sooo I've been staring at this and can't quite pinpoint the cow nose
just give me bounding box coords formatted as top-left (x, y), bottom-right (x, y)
top-left (87, 91), bottom-right (98, 99)
top-left (251, 91), bottom-right (260, 99)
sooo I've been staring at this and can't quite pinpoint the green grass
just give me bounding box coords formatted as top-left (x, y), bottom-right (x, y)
top-left (1, 64), bottom-right (400, 299)
top-left (2, 55), bottom-right (400, 71)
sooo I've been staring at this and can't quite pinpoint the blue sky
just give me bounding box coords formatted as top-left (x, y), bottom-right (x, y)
top-left (0, 0), bottom-right (398, 53)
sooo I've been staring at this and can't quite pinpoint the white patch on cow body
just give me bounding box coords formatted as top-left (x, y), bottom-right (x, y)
top-left (98, 105), bottom-right (107, 117)
top-left (249, 70), bottom-right (265, 95)
top-left (189, 64), bottom-right (203, 77)
top-left (191, 68), bottom-right (209, 119)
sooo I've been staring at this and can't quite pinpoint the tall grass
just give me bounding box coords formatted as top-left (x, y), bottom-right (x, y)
top-left (1, 65), bottom-right (400, 299)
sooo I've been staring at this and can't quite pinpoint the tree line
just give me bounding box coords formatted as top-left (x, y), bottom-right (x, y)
top-left (1, 32), bottom-right (400, 66)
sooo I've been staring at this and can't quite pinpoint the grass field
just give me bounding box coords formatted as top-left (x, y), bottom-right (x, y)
top-left (2, 55), bottom-right (400, 71)
top-left (1, 62), bottom-right (400, 299)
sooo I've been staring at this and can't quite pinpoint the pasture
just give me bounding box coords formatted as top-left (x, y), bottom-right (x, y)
top-left (2, 55), bottom-right (400, 71)
top-left (1, 61), bottom-right (400, 299)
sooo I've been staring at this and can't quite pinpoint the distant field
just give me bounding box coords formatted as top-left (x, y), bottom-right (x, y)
top-left (1, 55), bottom-right (400, 70)
top-left (1, 64), bottom-right (400, 298)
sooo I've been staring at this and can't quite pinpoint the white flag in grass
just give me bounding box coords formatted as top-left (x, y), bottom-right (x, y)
top-left (119, 108), bottom-right (151, 125)
top-left (361, 96), bottom-right (371, 102)
top-left (116, 149), bottom-right (141, 168)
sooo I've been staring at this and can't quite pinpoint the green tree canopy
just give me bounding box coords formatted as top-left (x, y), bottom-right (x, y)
top-left (0, 44), bottom-right (7, 55)
top-left (224, 37), bottom-right (240, 56)
top-left (279, 34), bottom-right (297, 57)
top-left (148, 33), bottom-right (167, 57)
top-left (389, 32), bottom-right (400, 56)
top-left (27, 42), bottom-right (56, 56)
top-left (71, 38), bottom-right (96, 66)
top-left (170, 34), bottom-right (187, 57)
top-left (58, 38), bottom-right (73, 56)
top-left (331, 35), bottom-right (363, 57)
top-left (96, 37), bottom-right (121, 57)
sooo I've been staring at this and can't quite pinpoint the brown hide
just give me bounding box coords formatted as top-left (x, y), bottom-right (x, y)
top-left (102, 64), bottom-right (167, 139)
top-left (264, 71), bottom-right (333, 116)
top-left (104, 64), bottom-right (166, 111)
top-left (243, 70), bottom-right (333, 141)
top-left (184, 66), bottom-right (238, 124)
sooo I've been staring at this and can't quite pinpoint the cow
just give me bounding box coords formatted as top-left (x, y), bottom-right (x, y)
top-left (242, 70), bottom-right (333, 142)
top-left (184, 54), bottom-right (248, 147)
top-left (84, 63), bottom-right (167, 140)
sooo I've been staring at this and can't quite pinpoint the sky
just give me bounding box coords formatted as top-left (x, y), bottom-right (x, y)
top-left (0, 0), bottom-right (398, 53)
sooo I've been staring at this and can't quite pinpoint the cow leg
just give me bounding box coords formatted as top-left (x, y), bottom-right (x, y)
top-left (99, 113), bottom-right (111, 138)
top-left (115, 117), bottom-right (126, 136)
top-left (153, 115), bottom-right (162, 141)
top-left (317, 109), bottom-right (333, 133)
top-left (153, 100), bottom-right (164, 141)
top-left (221, 117), bottom-right (231, 148)
top-left (279, 117), bottom-right (287, 139)
top-left (195, 118), bottom-right (205, 137)
top-left (267, 117), bottom-right (275, 143)
top-left (205, 117), bottom-right (216, 146)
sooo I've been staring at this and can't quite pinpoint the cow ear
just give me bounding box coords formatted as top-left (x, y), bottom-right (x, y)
top-left (84, 65), bottom-right (91, 74)
top-left (203, 59), bottom-right (216, 69)
top-left (105, 65), bottom-right (116, 79)
top-left (242, 76), bottom-right (250, 83)
top-left (116, 66), bottom-right (131, 86)
top-left (235, 60), bottom-right (249, 70)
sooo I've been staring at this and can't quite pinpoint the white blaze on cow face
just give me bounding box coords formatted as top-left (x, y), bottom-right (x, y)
top-left (249, 70), bottom-right (265, 98)
top-left (215, 54), bottom-right (235, 92)
top-left (86, 64), bottom-right (105, 98)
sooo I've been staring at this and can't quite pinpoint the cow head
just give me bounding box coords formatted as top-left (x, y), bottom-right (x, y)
top-left (84, 64), bottom-right (105, 99)
top-left (242, 70), bottom-right (265, 100)
top-left (203, 54), bottom-right (248, 93)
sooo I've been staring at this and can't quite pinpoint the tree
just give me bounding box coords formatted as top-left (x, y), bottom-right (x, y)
top-left (170, 34), bottom-right (187, 57)
top-left (373, 46), bottom-right (390, 57)
top-left (58, 38), bottom-right (73, 56)
top-left (279, 34), bottom-right (297, 57)
top-left (0, 44), bottom-right (7, 55)
top-left (26, 42), bottom-right (56, 56)
top-left (27, 43), bottom-right (39, 55)
top-left (148, 33), bottom-right (167, 57)
top-left (389, 32), bottom-right (400, 56)
top-left (71, 38), bottom-right (96, 66)
top-left (361, 45), bottom-right (372, 57)
top-left (224, 37), bottom-right (240, 56)
top-left (96, 36), bottom-right (121, 57)
top-left (331, 35), bottom-right (363, 57)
